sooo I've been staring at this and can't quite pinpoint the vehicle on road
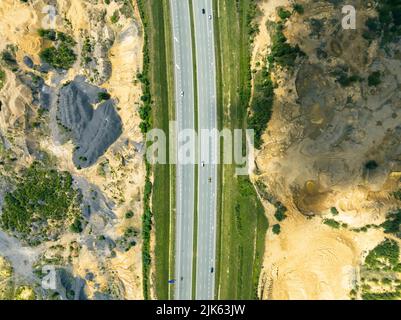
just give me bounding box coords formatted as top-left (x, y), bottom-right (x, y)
top-left (201, 161), bottom-right (205, 167)
top-left (208, 15), bottom-right (212, 20)
top-left (208, 177), bottom-right (212, 183)
top-left (210, 267), bottom-right (214, 273)
top-left (180, 91), bottom-right (184, 97)
top-left (202, 8), bottom-right (205, 14)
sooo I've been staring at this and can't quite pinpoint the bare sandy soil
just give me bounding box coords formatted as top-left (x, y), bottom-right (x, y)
top-left (0, 0), bottom-right (145, 299)
top-left (252, 0), bottom-right (401, 299)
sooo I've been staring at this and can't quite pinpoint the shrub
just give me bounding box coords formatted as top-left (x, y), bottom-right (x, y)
top-left (277, 7), bottom-right (291, 20)
top-left (272, 224), bottom-right (281, 235)
top-left (292, 4), bottom-right (304, 15)
top-left (269, 23), bottom-right (304, 67)
top-left (1, 162), bottom-right (81, 242)
top-left (381, 209), bottom-right (401, 235)
top-left (330, 207), bottom-right (339, 216)
top-left (0, 68), bottom-right (5, 90)
top-left (38, 31), bottom-right (76, 70)
top-left (368, 71), bottom-right (381, 87)
top-left (248, 68), bottom-right (274, 148)
top-left (111, 10), bottom-right (120, 24)
top-left (274, 205), bottom-right (287, 222)
top-left (69, 218), bottom-right (83, 233)
top-left (323, 219), bottom-right (340, 229)
top-left (38, 29), bottom-right (56, 41)
top-left (125, 211), bottom-right (134, 219)
top-left (365, 239), bottom-right (399, 270)
top-left (98, 92), bottom-right (111, 101)
top-left (365, 160), bottom-right (378, 170)
top-left (394, 190), bottom-right (401, 201)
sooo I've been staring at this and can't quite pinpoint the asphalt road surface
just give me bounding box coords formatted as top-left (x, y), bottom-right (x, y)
top-left (170, 0), bottom-right (196, 300)
top-left (193, 0), bottom-right (218, 300)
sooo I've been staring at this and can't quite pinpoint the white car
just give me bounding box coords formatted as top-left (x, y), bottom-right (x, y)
top-left (208, 15), bottom-right (212, 20)
top-left (201, 161), bottom-right (205, 167)
top-left (180, 91), bottom-right (184, 97)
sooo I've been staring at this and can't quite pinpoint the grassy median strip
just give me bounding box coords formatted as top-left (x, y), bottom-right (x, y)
top-left (137, 0), bottom-right (172, 300)
top-left (215, 0), bottom-right (268, 299)
top-left (160, 0), bottom-right (177, 301)
top-left (212, 0), bottom-right (223, 299)
top-left (187, 0), bottom-right (200, 300)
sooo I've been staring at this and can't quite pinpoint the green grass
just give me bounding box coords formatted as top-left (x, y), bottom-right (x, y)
top-left (188, 0), bottom-right (199, 300)
top-left (0, 68), bottom-right (5, 90)
top-left (137, 0), bottom-right (173, 300)
top-left (215, 0), bottom-right (268, 300)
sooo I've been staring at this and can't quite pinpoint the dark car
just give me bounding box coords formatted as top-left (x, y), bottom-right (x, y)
top-left (202, 8), bottom-right (205, 14)
top-left (210, 267), bottom-right (214, 273)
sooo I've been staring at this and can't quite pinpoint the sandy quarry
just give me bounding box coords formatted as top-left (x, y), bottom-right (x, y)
top-left (253, 0), bottom-right (401, 299)
top-left (0, 0), bottom-right (145, 299)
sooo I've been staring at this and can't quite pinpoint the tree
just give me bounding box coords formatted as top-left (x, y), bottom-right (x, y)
top-left (272, 224), bottom-right (281, 235)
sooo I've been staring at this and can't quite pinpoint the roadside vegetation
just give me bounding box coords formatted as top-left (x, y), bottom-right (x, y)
top-left (215, 0), bottom-right (268, 299)
top-left (137, 0), bottom-right (172, 300)
top-left (249, 12), bottom-right (304, 148)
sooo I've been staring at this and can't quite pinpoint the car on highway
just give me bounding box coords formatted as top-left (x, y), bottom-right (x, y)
top-left (210, 267), bottom-right (214, 273)
top-left (208, 15), bottom-right (212, 20)
top-left (180, 91), bottom-right (184, 97)
top-left (201, 161), bottom-right (205, 167)
top-left (202, 8), bottom-right (205, 14)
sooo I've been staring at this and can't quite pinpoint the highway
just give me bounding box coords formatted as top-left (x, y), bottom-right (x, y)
top-left (170, 0), bottom-right (196, 300)
top-left (170, 0), bottom-right (217, 300)
top-left (192, 0), bottom-right (218, 300)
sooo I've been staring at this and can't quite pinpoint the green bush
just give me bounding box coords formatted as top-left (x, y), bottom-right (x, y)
top-left (292, 4), bottom-right (304, 15)
top-left (38, 29), bottom-right (56, 41)
top-left (274, 205), bottom-right (287, 222)
top-left (111, 10), bottom-right (120, 24)
top-left (248, 68), bottom-right (274, 148)
top-left (368, 71), bottom-right (381, 87)
top-left (330, 207), bottom-right (339, 216)
top-left (363, 0), bottom-right (401, 46)
top-left (269, 23), bottom-right (304, 68)
top-left (277, 7), bottom-right (291, 20)
top-left (38, 30), bottom-right (76, 70)
top-left (393, 189), bottom-right (401, 201)
top-left (98, 92), bottom-right (111, 101)
top-left (365, 239), bottom-right (399, 271)
top-left (365, 160), bottom-right (378, 170)
top-left (323, 218), bottom-right (340, 229)
top-left (0, 68), bottom-right (5, 90)
top-left (1, 162), bottom-right (81, 242)
top-left (1, 50), bottom-right (17, 69)
top-left (69, 218), bottom-right (83, 233)
top-left (272, 224), bottom-right (281, 235)
top-left (125, 211), bottom-right (134, 219)
top-left (381, 209), bottom-right (401, 235)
